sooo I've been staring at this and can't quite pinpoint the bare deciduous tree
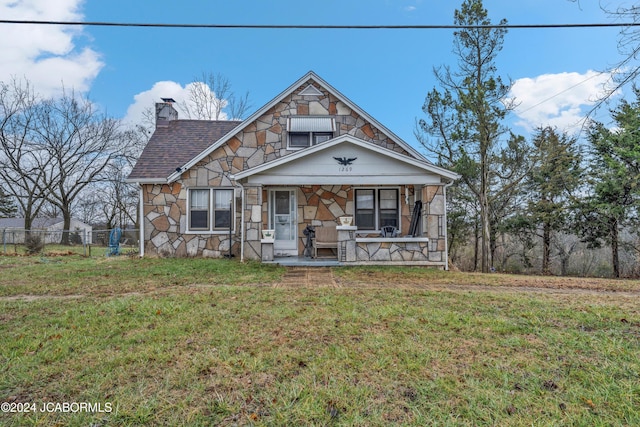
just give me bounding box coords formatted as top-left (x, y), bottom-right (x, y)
top-left (177, 72), bottom-right (250, 120)
top-left (31, 91), bottom-right (124, 244)
top-left (569, 1), bottom-right (640, 105)
top-left (0, 78), bottom-right (48, 230)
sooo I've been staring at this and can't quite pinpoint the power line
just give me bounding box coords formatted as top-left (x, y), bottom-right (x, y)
top-left (0, 19), bottom-right (639, 30)
top-left (515, 71), bottom-right (608, 115)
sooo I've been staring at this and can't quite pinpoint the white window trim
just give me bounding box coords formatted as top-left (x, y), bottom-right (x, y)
top-left (186, 187), bottom-right (235, 234)
top-left (354, 187), bottom-right (401, 233)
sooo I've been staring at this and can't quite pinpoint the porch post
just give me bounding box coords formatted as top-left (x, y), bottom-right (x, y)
top-left (237, 183), bottom-right (263, 261)
top-left (138, 185), bottom-right (145, 257)
top-left (261, 239), bottom-right (274, 261)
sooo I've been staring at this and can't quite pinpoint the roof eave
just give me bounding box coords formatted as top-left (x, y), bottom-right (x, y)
top-left (124, 177), bottom-right (169, 185)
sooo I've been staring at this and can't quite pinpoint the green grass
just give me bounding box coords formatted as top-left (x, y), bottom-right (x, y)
top-left (1, 256), bottom-right (639, 426)
top-left (0, 255), bottom-right (284, 297)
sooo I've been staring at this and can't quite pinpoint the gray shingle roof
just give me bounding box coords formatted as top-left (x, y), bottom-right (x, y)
top-left (0, 218), bottom-right (26, 228)
top-left (127, 120), bottom-right (241, 181)
top-left (0, 217), bottom-right (63, 228)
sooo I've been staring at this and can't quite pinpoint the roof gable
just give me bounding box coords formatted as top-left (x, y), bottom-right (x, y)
top-left (166, 71), bottom-right (428, 183)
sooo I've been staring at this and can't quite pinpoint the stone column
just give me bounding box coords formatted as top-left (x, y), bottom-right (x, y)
top-left (243, 184), bottom-right (262, 260)
top-left (337, 225), bottom-right (357, 262)
top-left (261, 239), bottom-right (274, 262)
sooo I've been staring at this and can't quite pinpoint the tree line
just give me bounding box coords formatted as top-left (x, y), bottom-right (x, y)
top-left (417, 0), bottom-right (640, 278)
top-left (0, 71), bottom-right (250, 245)
top-left (0, 78), bottom-right (144, 244)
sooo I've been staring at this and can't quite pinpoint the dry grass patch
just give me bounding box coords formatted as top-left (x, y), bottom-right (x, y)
top-left (333, 265), bottom-right (640, 293)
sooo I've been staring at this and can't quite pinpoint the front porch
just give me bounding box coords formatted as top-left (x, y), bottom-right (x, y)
top-left (234, 136), bottom-right (455, 268)
top-left (239, 182), bottom-right (449, 268)
top-left (261, 226), bottom-right (444, 267)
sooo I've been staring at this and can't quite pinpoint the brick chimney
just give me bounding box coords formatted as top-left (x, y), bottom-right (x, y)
top-left (155, 98), bottom-right (178, 128)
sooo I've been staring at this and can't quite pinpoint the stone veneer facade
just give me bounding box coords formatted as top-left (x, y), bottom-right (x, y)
top-left (140, 79), bottom-right (448, 265)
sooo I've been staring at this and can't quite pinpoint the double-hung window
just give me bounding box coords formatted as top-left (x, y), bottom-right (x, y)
top-left (188, 188), bottom-right (234, 232)
top-left (379, 189), bottom-right (399, 228)
top-left (354, 188), bottom-right (399, 230)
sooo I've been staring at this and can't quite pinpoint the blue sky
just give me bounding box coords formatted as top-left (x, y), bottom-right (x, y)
top-left (0, 0), bottom-right (627, 153)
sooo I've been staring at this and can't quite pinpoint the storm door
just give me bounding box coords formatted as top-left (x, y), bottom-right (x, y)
top-left (269, 189), bottom-right (297, 255)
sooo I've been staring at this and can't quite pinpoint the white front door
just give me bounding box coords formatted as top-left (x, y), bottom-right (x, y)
top-left (269, 189), bottom-right (297, 256)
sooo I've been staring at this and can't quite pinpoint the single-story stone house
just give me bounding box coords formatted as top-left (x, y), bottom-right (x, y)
top-left (126, 71), bottom-right (459, 268)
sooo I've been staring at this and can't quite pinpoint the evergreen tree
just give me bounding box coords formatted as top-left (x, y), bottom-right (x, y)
top-left (577, 90), bottom-right (640, 277)
top-left (416, 0), bottom-right (517, 272)
top-left (528, 127), bottom-right (582, 274)
top-left (0, 186), bottom-right (18, 218)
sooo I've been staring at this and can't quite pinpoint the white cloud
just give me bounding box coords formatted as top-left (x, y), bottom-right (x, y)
top-left (509, 70), bottom-right (617, 133)
top-left (0, 0), bottom-right (103, 96)
top-left (123, 81), bottom-right (229, 127)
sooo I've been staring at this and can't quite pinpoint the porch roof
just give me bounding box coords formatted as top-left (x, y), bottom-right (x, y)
top-left (231, 135), bottom-right (460, 185)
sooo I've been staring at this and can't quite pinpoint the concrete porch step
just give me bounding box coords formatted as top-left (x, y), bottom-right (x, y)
top-left (264, 256), bottom-right (341, 267)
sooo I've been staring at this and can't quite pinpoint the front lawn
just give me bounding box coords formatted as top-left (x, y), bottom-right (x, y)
top-left (0, 256), bottom-right (284, 297)
top-left (0, 256), bottom-right (638, 426)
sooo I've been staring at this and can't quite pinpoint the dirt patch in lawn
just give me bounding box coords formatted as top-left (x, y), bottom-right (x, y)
top-left (332, 268), bottom-right (640, 295)
top-left (2, 266), bottom-right (640, 302)
top-left (1, 294), bottom-right (86, 302)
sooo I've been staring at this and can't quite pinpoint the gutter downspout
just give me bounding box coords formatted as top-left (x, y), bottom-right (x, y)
top-left (138, 185), bottom-right (145, 257)
top-left (230, 176), bottom-right (246, 262)
top-left (443, 180), bottom-right (454, 271)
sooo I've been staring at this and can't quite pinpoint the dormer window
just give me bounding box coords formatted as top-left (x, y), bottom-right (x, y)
top-left (287, 116), bottom-right (335, 149)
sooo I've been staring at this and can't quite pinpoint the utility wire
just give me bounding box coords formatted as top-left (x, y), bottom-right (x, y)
top-left (0, 19), bottom-right (640, 29)
top-left (515, 72), bottom-right (608, 115)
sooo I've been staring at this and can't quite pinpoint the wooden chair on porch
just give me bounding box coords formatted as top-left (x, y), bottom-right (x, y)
top-left (312, 226), bottom-right (338, 258)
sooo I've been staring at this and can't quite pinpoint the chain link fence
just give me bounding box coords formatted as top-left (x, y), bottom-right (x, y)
top-left (1, 228), bottom-right (139, 256)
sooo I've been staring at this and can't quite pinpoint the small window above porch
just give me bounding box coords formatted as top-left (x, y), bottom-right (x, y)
top-left (287, 117), bottom-right (336, 149)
